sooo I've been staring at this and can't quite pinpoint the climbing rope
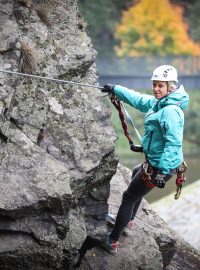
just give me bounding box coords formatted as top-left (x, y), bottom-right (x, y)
top-left (0, 69), bottom-right (104, 89)
top-left (110, 94), bottom-right (143, 153)
top-left (120, 102), bottom-right (142, 142)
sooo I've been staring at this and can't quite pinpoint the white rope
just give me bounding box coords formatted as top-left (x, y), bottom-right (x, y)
top-left (121, 101), bottom-right (142, 142)
top-left (0, 69), bottom-right (103, 89)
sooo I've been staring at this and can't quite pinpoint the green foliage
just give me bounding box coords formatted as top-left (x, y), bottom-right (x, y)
top-left (188, 0), bottom-right (200, 42)
top-left (78, 0), bottom-right (133, 56)
top-left (184, 90), bottom-right (200, 145)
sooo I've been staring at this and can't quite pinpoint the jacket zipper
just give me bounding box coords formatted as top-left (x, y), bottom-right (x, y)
top-left (148, 130), bottom-right (154, 151)
top-left (163, 122), bottom-right (167, 134)
top-left (155, 100), bottom-right (161, 112)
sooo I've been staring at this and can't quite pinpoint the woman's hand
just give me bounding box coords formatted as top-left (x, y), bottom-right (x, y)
top-left (101, 84), bottom-right (115, 94)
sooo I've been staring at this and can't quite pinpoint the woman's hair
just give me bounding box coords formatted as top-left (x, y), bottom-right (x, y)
top-left (168, 81), bottom-right (177, 91)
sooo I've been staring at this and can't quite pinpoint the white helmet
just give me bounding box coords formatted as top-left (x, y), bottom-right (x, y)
top-left (151, 65), bottom-right (178, 83)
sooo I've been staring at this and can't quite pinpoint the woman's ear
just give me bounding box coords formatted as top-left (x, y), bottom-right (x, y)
top-left (168, 84), bottom-right (176, 93)
top-left (167, 86), bottom-right (172, 93)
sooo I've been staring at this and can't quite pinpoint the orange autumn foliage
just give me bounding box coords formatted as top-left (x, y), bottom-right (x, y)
top-left (115, 0), bottom-right (200, 56)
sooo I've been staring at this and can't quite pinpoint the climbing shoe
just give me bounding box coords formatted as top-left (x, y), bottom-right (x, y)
top-left (106, 213), bottom-right (134, 235)
top-left (101, 233), bottom-right (119, 254)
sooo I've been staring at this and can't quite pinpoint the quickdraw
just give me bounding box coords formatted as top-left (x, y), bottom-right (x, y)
top-left (174, 161), bottom-right (187, 200)
top-left (109, 94), bottom-right (143, 153)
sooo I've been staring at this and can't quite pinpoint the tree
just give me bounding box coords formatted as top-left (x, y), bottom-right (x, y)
top-left (184, 91), bottom-right (200, 145)
top-left (188, 0), bottom-right (200, 42)
top-left (115, 0), bottom-right (200, 56)
top-left (78, 0), bottom-right (133, 56)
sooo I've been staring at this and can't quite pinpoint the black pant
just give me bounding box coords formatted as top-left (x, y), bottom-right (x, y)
top-left (109, 163), bottom-right (176, 241)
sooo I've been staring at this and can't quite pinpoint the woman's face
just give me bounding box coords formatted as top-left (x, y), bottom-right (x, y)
top-left (152, 81), bottom-right (168, 99)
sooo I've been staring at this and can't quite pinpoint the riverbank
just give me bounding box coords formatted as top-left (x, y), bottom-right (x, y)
top-left (151, 179), bottom-right (200, 251)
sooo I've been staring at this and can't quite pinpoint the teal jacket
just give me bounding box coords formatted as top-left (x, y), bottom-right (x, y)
top-left (113, 85), bottom-right (189, 174)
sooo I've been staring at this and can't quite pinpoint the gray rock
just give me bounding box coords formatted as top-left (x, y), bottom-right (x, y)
top-left (0, 1), bottom-right (117, 269)
top-left (0, 2), bottom-right (18, 53)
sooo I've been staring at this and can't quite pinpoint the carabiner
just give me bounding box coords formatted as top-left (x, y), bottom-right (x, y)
top-left (142, 162), bottom-right (152, 176)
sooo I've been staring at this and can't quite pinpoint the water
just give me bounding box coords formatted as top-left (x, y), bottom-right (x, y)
top-left (117, 154), bottom-right (200, 203)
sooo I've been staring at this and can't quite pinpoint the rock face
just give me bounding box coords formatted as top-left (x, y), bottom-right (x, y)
top-left (0, 1), bottom-right (117, 269)
top-left (0, 1), bottom-right (200, 270)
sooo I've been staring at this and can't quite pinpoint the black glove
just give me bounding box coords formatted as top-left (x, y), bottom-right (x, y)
top-left (130, 144), bottom-right (143, 152)
top-left (101, 84), bottom-right (115, 94)
top-left (154, 173), bottom-right (166, 188)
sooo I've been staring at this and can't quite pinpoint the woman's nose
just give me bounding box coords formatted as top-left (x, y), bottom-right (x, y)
top-left (154, 84), bottom-right (159, 90)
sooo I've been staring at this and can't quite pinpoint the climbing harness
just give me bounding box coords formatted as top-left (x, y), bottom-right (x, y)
top-left (174, 161), bottom-right (187, 200)
top-left (141, 160), bottom-right (187, 199)
top-left (141, 161), bottom-right (155, 189)
top-left (109, 94), bottom-right (143, 153)
top-left (0, 69), bottom-right (104, 90)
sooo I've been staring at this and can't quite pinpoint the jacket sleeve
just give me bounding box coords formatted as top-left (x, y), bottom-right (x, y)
top-left (114, 85), bottom-right (155, 113)
top-left (158, 106), bottom-right (184, 174)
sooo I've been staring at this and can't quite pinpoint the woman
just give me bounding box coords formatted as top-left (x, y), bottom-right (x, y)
top-left (101, 65), bottom-right (189, 253)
